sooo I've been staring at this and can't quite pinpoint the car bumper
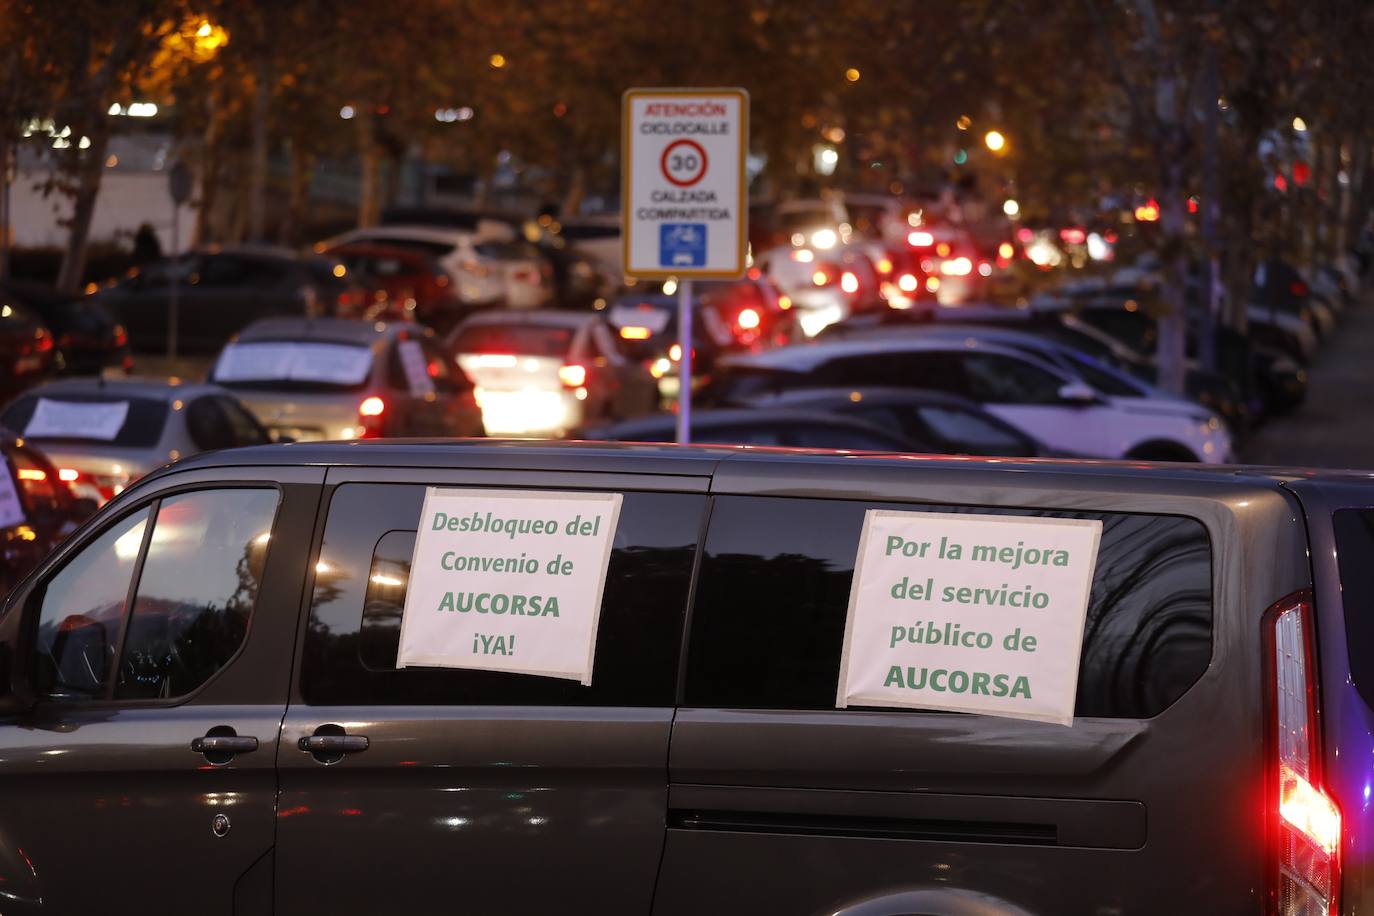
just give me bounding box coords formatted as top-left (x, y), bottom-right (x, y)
top-left (475, 388), bottom-right (582, 438)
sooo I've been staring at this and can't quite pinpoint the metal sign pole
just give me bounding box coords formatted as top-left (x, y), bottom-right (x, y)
top-left (167, 201), bottom-right (179, 362)
top-left (676, 279), bottom-right (693, 444)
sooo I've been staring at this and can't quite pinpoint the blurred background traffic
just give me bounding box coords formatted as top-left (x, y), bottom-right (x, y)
top-left (2, 0), bottom-right (1372, 588)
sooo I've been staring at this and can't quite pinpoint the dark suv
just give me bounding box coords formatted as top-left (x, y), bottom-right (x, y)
top-left (0, 440), bottom-right (1366, 915)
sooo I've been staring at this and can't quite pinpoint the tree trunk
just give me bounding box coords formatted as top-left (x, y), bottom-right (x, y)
top-left (357, 112), bottom-right (380, 228)
top-left (247, 58), bottom-right (271, 242)
top-left (195, 98), bottom-right (226, 247)
top-left (560, 163), bottom-right (587, 218)
top-left (281, 142), bottom-right (312, 247)
top-left (55, 128), bottom-right (111, 295)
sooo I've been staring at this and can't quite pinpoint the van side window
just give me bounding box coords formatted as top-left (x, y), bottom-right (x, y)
top-left (1333, 509), bottom-right (1374, 708)
top-left (115, 489), bottom-right (279, 699)
top-left (34, 507), bottom-right (151, 701)
top-left (684, 496), bottom-right (1212, 718)
top-left (303, 484), bottom-right (705, 706)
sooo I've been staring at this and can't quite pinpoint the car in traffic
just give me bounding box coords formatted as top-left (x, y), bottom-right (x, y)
top-left (209, 318), bottom-right (484, 442)
top-left (1, 281), bottom-right (132, 377)
top-left (702, 337), bottom-right (1233, 462)
top-left (0, 439), bottom-right (1366, 915)
top-left (0, 378), bottom-right (271, 505)
top-left (0, 428), bottom-right (96, 594)
top-left (0, 296), bottom-right (57, 403)
top-left (585, 407), bottom-right (930, 450)
top-left (327, 224), bottom-right (550, 309)
top-left (92, 246), bottom-right (364, 355)
top-left (446, 310), bottom-right (658, 438)
top-left (731, 387), bottom-right (1060, 457)
top-left (755, 243), bottom-right (882, 337)
top-left (320, 242), bottom-right (460, 328)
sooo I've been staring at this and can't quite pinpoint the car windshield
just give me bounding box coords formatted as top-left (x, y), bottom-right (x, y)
top-left (211, 341), bottom-right (375, 391)
top-left (449, 324), bottom-right (574, 357)
top-left (0, 394), bottom-right (168, 447)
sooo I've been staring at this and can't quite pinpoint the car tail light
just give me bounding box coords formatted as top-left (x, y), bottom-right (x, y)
top-left (736, 307), bottom-right (760, 330)
top-left (356, 396), bottom-right (386, 438)
top-left (840, 272), bottom-right (860, 295)
top-left (940, 257), bottom-right (973, 276)
top-left (876, 257), bottom-right (893, 275)
top-left (619, 326), bottom-right (652, 340)
top-left (790, 248), bottom-right (815, 263)
top-left (897, 273), bottom-right (919, 293)
top-left (15, 466), bottom-right (59, 504)
top-left (1268, 594), bottom-right (1340, 915)
top-left (57, 468), bottom-right (79, 482)
top-left (907, 230), bottom-right (934, 248)
top-left (113, 324), bottom-right (128, 346)
top-left (811, 266), bottom-right (837, 287)
top-left (359, 396), bottom-right (386, 417)
top-left (558, 364), bottom-right (587, 388)
top-left (1290, 282), bottom-right (1308, 297)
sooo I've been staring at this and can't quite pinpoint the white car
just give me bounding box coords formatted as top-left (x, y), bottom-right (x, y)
top-left (325, 224), bottom-right (549, 309)
top-left (558, 215), bottom-right (623, 282)
top-left (446, 310), bottom-right (658, 438)
top-left (708, 337), bottom-right (1233, 463)
top-left (755, 243), bottom-right (882, 337)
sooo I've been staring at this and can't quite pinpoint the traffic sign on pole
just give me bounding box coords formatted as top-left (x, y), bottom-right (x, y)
top-left (622, 88), bottom-right (748, 279)
top-left (623, 89), bottom-right (748, 446)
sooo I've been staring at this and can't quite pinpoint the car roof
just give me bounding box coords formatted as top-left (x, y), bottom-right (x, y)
top-left (452, 310), bottom-right (599, 331)
top-left (233, 317), bottom-right (412, 344)
top-left (156, 438), bottom-right (1374, 490)
top-left (589, 407), bottom-right (909, 440)
top-left (740, 386), bottom-right (991, 411)
top-left (719, 336), bottom-right (1046, 373)
top-left (12, 377), bottom-right (228, 401)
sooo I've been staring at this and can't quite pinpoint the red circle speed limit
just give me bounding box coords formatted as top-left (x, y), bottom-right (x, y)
top-left (660, 139), bottom-right (708, 187)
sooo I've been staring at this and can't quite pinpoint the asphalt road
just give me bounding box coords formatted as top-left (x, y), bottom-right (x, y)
top-left (1242, 297), bottom-right (1374, 469)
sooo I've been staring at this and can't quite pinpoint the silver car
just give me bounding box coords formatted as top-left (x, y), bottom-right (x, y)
top-left (0, 378), bottom-right (270, 504)
top-left (209, 317), bottom-right (485, 442)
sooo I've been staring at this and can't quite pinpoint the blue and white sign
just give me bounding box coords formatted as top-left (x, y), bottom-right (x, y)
top-left (623, 89), bottom-right (748, 279)
top-left (660, 224), bottom-right (707, 268)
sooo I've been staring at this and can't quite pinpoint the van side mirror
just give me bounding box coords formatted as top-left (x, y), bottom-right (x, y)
top-left (1058, 381), bottom-right (1100, 405)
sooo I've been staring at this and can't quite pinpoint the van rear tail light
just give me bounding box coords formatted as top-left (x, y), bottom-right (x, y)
top-left (1268, 595), bottom-right (1340, 915)
top-left (839, 271), bottom-right (860, 295)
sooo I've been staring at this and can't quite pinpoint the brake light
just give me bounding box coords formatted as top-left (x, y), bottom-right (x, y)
top-left (668, 343), bottom-right (682, 361)
top-left (941, 257), bottom-right (973, 277)
top-left (876, 257), bottom-right (893, 275)
top-left (1291, 282), bottom-right (1308, 297)
top-left (57, 468), bottom-right (79, 482)
top-left (16, 468), bottom-right (46, 482)
top-left (359, 396), bottom-right (386, 417)
top-left (812, 268), bottom-right (835, 287)
top-left (736, 307), bottom-right (760, 330)
top-left (790, 249), bottom-right (815, 263)
top-left (897, 273), bottom-right (919, 293)
top-left (840, 272), bottom-right (859, 295)
top-left (619, 326), bottom-right (652, 340)
top-left (113, 324), bottom-right (128, 346)
top-left (558, 365), bottom-right (587, 388)
top-left (1268, 595), bottom-right (1340, 915)
top-left (907, 231), bottom-right (934, 248)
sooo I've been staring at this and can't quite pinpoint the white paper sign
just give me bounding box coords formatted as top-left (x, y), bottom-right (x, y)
top-left (837, 511), bottom-right (1102, 726)
top-left (397, 340), bottom-right (435, 398)
top-left (24, 398), bottom-right (130, 441)
top-left (397, 488), bottom-right (623, 684)
top-left (0, 463), bottom-right (26, 529)
top-left (213, 342), bottom-right (373, 386)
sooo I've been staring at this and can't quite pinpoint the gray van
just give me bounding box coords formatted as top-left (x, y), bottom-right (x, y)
top-left (0, 440), bottom-right (1365, 915)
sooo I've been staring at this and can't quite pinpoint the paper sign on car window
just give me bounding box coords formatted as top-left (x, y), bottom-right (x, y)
top-left (397, 340), bottom-right (436, 398)
top-left (0, 461), bottom-right (25, 529)
top-left (214, 342), bottom-right (373, 386)
top-left (836, 510), bottom-right (1102, 726)
top-left (397, 488), bottom-right (623, 685)
top-left (24, 398), bottom-right (130, 441)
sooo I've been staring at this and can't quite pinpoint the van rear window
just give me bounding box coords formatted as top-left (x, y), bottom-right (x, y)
top-left (1, 394), bottom-right (168, 448)
top-left (684, 496), bottom-right (1212, 718)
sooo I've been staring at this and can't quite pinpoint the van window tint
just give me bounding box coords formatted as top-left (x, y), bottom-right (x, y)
top-left (115, 489), bottom-right (278, 699)
top-left (1333, 509), bottom-right (1374, 709)
top-left (34, 507), bottom-right (151, 701)
top-left (684, 496), bottom-right (1212, 717)
top-left (302, 483), bottom-right (705, 706)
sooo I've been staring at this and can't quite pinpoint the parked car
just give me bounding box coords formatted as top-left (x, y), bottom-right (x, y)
top-left (209, 318), bottom-right (484, 442)
top-left (0, 439), bottom-right (1364, 915)
top-left (0, 429), bottom-right (96, 595)
top-left (0, 378), bottom-right (271, 504)
top-left (93, 246), bottom-right (364, 355)
top-left (703, 337), bottom-right (1233, 461)
top-left (320, 242), bottom-right (460, 328)
top-left (732, 387), bottom-right (1061, 457)
top-left (585, 407), bottom-right (930, 451)
top-left (0, 296), bottom-right (57, 402)
top-left (1, 281), bottom-right (132, 377)
top-left (446, 310), bottom-right (658, 438)
top-left (327, 224), bottom-right (550, 309)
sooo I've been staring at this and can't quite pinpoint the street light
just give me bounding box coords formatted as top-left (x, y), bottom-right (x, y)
top-left (984, 130), bottom-right (1007, 153)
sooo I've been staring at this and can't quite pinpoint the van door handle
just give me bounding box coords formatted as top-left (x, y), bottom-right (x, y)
top-left (191, 735), bottom-right (259, 756)
top-left (298, 735), bottom-right (369, 754)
